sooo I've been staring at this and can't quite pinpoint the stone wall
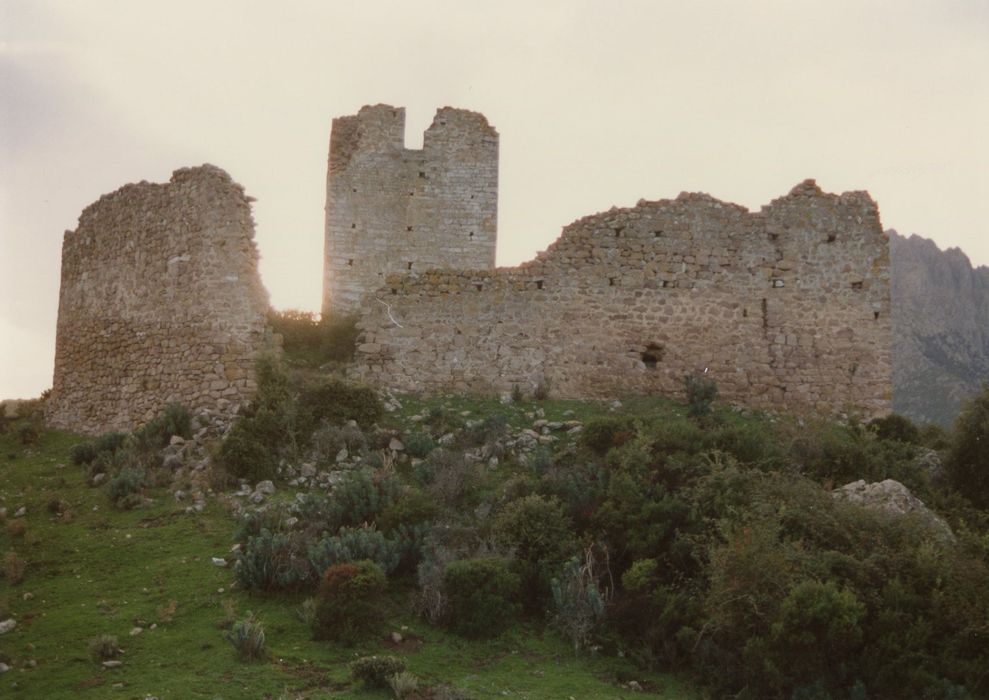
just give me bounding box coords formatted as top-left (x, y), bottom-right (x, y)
top-left (352, 180), bottom-right (892, 418)
top-left (46, 165), bottom-right (274, 435)
top-left (322, 104), bottom-right (498, 314)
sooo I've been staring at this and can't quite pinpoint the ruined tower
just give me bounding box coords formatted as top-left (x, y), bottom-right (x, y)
top-left (322, 104), bottom-right (498, 314)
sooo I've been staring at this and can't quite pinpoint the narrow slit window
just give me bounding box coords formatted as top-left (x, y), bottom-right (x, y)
top-left (347, 259), bottom-right (354, 267)
top-left (827, 233), bottom-right (837, 243)
top-left (406, 262), bottom-right (413, 270)
top-left (536, 280), bottom-right (544, 290)
top-left (406, 226), bottom-right (413, 232)
top-left (609, 277), bottom-right (617, 287)
top-left (614, 226), bottom-right (624, 238)
top-left (852, 281), bottom-right (864, 290)
top-left (641, 343), bottom-right (664, 369)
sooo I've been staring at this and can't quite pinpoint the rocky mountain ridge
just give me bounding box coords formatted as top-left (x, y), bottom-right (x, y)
top-left (890, 230), bottom-right (989, 426)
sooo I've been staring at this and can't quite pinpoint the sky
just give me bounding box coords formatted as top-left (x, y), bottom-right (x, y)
top-left (1, 0), bottom-right (987, 399)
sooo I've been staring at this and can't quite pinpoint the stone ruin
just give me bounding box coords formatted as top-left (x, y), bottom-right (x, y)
top-left (46, 165), bottom-right (274, 435)
top-left (46, 106), bottom-right (892, 433)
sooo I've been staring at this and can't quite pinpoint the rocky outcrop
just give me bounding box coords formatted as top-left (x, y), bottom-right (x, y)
top-left (833, 478), bottom-right (954, 542)
top-left (890, 231), bottom-right (989, 426)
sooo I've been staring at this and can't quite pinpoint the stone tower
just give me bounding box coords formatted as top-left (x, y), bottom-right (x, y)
top-left (322, 104), bottom-right (498, 314)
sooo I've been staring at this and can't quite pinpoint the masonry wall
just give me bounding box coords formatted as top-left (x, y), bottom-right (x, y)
top-left (322, 104), bottom-right (498, 314)
top-left (46, 165), bottom-right (273, 435)
top-left (352, 180), bottom-right (892, 418)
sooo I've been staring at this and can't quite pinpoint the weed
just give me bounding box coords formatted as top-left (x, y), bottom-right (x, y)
top-left (2, 551), bottom-right (26, 584)
top-left (225, 612), bottom-right (267, 662)
top-left (350, 655), bottom-right (406, 689)
top-left (89, 634), bottom-right (121, 662)
top-left (388, 671), bottom-right (420, 699)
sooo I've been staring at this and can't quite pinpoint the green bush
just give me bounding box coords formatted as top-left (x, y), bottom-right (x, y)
top-left (494, 495), bottom-right (574, 609)
top-left (683, 373), bottom-right (718, 419)
top-left (298, 377), bottom-right (382, 431)
top-left (323, 467), bottom-right (400, 531)
top-left (311, 423), bottom-right (366, 465)
top-left (349, 655), bottom-right (407, 689)
top-left (376, 488), bottom-right (440, 533)
top-left (94, 432), bottom-right (128, 455)
top-left (134, 403), bottom-right (192, 450)
top-left (107, 466), bottom-right (145, 509)
top-left (225, 613), bottom-right (267, 662)
top-left (551, 552), bottom-right (607, 654)
top-left (217, 414), bottom-right (279, 482)
top-left (945, 384), bottom-right (989, 508)
top-left (17, 422), bottom-right (40, 445)
top-left (69, 442), bottom-right (98, 466)
top-left (313, 560), bottom-right (387, 644)
top-left (89, 634), bottom-right (121, 662)
top-left (444, 557), bottom-right (521, 638)
top-left (403, 429), bottom-right (436, 458)
top-left (309, 526), bottom-right (402, 575)
top-left (269, 309), bottom-right (360, 365)
top-left (235, 529), bottom-right (314, 592)
top-left (580, 417), bottom-right (637, 455)
top-left (868, 413), bottom-right (921, 444)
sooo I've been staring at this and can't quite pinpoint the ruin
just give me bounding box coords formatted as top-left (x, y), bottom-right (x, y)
top-left (46, 165), bottom-right (274, 435)
top-left (351, 179), bottom-right (892, 418)
top-left (322, 104), bottom-right (498, 314)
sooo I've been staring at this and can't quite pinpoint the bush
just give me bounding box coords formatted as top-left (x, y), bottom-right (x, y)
top-left (309, 526), bottom-right (402, 575)
top-left (444, 557), bottom-right (520, 638)
top-left (217, 409), bottom-right (285, 482)
top-left (2, 551), bottom-right (26, 584)
top-left (94, 432), bottom-right (128, 455)
top-left (869, 413), bottom-right (921, 445)
top-left (581, 417), bottom-right (638, 455)
top-left (17, 422), bottom-right (40, 446)
top-left (945, 384), bottom-right (989, 508)
top-left (323, 468), bottom-right (401, 532)
top-left (269, 309), bottom-right (359, 365)
top-left (551, 550), bottom-right (608, 654)
top-left (403, 430), bottom-right (436, 458)
top-left (89, 634), bottom-right (121, 662)
top-left (311, 422), bottom-right (367, 464)
top-left (494, 495), bottom-right (574, 610)
top-left (69, 442), bottom-right (98, 466)
top-left (107, 466), bottom-right (145, 509)
top-left (235, 529), bottom-right (314, 592)
top-left (225, 613), bottom-right (267, 662)
top-left (313, 560), bottom-right (387, 644)
top-left (134, 403), bottom-right (192, 450)
top-left (684, 373), bottom-right (718, 419)
top-left (388, 671), bottom-right (420, 699)
top-left (349, 655), bottom-right (407, 689)
top-left (299, 377), bottom-right (383, 429)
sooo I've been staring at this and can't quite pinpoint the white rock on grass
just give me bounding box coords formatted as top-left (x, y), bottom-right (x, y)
top-left (211, 557), bottom-right (228, 567)
top-left (0, 619), bottom-right (15, 634)
top-left (255, 480), bottom-right (276, 495)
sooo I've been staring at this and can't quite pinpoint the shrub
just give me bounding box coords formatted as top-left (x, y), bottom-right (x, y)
top-left (299, 377), bottom-right (383, 429)
top-left (350, 655), bottom-right (407, 689)
top-left (444, 557), bottom-right (520, 638)
top-left (323, 467), bottom-right (401, 531)
top-left (377, 488), bottom-right (440, 533)
top-left (17, 422), bottom-right (40, 446)
top-left (225, 613), bottom-right (267, 662)
top-left (89, 634), bottom-right (121, 662)
top-left (403, 430), bottom-right (436, 459)
top-left (581, 416), bottom-right (637, 455)
top-left (235, 529), bottom-right (314, 592)
top-left (107, 466), bottom-right (145, 509)
top-left (69, 443), bottom-right (98, 466)
top-left (551, 550), bottom-right (608, 654)
top-left (320, 312), bottom-right (360, 362)
top-left (313, 560), bottom-right (387, 644)
top-left (94, 432), bottom-right (128, 455)
top-left (422, 449), bottom-right (483, 509)
top-left (494, 495), bottom-right (574, 610)
top-left (683, 373), bottom-right (718, 419)
top-left (533, 376), bottom-right (552, 401)
top-left (415, 539), bottom-right (459, 624)
top-left (2, 551), bottom-right (26, 584)
top-left (869, 413), bottom-right (921, 445)
top-left (297, 598), bottom-right (317, 627)
top-left (309, 526), bottom-right (402, 575)
top-left (388, 671), bottom-right (420, 699)
top-left (945, 384), bottom-right (989, 508)
top-left (217, 412), bottom-right (280, 483)
top-left (311, 422), bottom-right (367, 464)
top-left (134, 403), bottom-right (192, 450)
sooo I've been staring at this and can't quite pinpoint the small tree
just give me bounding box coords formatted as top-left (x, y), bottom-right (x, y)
top-left (551, 547), bottom-right (609, 655)
top-left (946, 383), bottom-right (989, 507)
top-left (683, 373), bottom-right (718, 419)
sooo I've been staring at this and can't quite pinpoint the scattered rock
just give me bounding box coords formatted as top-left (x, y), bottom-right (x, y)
top-left (0, 618), bottom-right (16, 634)
top-left (130, 627), bottom-right (143, 636)
top-left (255, 480), bottom-right (275, 495)
top-left (102, 660), bottom-right (123, 669)
top-left (0, 662), bottom-right (9, 674)
top-left (211, 557), bottom-right (227, 568)
top-left (389, 437), bottom-right (405, 452)
top-left (169, 435), bottom-right (185, 446)
top-left (162, 453), bottom-right (183, 470)
top-left (335, 448), bottom-right (349, 463)
top-left (92, 473), bottom-right (107, 486)
top-left (391, 631), bottom-right (403, 643)
top-left (14, 506), bottom-right (26, 518)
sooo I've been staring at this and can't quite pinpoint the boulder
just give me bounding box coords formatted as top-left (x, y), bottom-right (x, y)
top-left (832, 479), bottom-right (955, 542)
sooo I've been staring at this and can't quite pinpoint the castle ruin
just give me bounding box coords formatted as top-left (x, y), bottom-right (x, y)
top-left (351, 179), bottom-right (892, 418)
top-left (322, 104), bottom-right (498, 314)
top-left (46, 165), bottom-right (274, 435)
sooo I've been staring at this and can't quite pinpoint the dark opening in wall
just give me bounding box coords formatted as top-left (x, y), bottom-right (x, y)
top-left (419, 171), bottom-right (426, 179)
top-left (614, 226), bottom-right (624, 238)
top-left (769, 233), bottom-right (779, 242)
top-left (743, 308), bottom-right (748, 317)
top-left (351, 223), bottom-right (356, 229)
top-left (406, 226), bottom-right (413, 232)
top-left (352, 188), bottom-right (357, 193)
top-left (609, 277), bottom-right (616, 287)
top-left (347, 259), bottom-right (354, 267)
top-left (536, 280), bottom-right (544, 290)
top-left (852, 281), bottom-right (864, 290)
top-left (874, 311), bottom-right (880, 320)
top-left (468, 232), bottom-right (474, 240)
top-left (408, 191), bottom-right (414, 196)
top-left (662, 280), bottom-right (670, 288)
top-left (406, 262), bottom-right (413, 270)
top-left (475, 283), bottom-right (483, 291)
top-left (761, 298), bottom-right (769, 329)
top-left (391, 288), bottom-right (397, 295)
top-left (654, 230), bottom-right (663, 238)
top-left (827, 233), bottom-right (837, 243)
top-left (641, 342), bottom-right (664, 369)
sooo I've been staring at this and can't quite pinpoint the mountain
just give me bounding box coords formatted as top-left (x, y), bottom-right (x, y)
top-left (890, 230), bottom-right (989, 427)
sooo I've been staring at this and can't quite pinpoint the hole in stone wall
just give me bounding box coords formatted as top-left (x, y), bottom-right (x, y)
top-left (852, 281), bottom-right (864, 290)
top-left (419, 171), bottom-right (426, 178)
top-left (406, 226), bottom-right (413, 232)
top-left (468, 232), bottom-right (474, 240)
top-left (827, 233), bottom-right (837, 243)
top-left (352, 188), bottom-right (357, 193)
top-left (641, 343), bottom-right (664, 369)
top-left (609, 277), bottom-right (617, 287)
top-left (470, 195), bottom-right (475, 200)
top-left (662, 280), bottom-right (670, 288)
top-left (761, 298), bottom-right (769, 329)
top-left (536, 280), bottom-right (544, 290)
top-left (654, 230), bottom-right (663, 238)
top-left (614, 226), bottom-right (624, 238)
top-left (347, 259), bottom-right (354, 267)
top-left (391, 288), bottom-right (398, 295)
top-left (351, 223), bottom-right (356, 229)
top-left (409, 191), bottom-right (414, 196)
top-left (743, 308), bottom-right (748, 317)
top-left (407, 262), bottom-right (413, 270)
top-left (874, 311), bottom-right (880, 320)
top-left (475, 283), bottom-right (483, 291)
top-left (768, 233), bottom-right (779, 242)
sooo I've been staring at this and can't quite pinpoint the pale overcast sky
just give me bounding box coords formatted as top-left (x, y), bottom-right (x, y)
top-left (2, 0), bottom-right (987, 398)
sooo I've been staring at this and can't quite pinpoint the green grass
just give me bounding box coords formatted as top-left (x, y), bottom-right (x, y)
top-left (0, 419), bottom-right (699, 699)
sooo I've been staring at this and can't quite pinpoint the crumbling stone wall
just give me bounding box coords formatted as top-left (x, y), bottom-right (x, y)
top-left (322, 104), bottom-right (498, 314)
top-left (353, 180), bottom-right (892, 418)
top-left (46, 165), bottom-right (273, 435)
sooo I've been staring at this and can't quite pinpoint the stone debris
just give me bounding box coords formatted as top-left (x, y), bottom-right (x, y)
top-left (0, 619), bottom-right (16, 634)
top-left (833, 479), bottom-right (955, 542)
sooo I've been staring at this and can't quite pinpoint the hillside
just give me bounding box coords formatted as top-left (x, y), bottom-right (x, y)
top-left (890, 231), bottom-right (989, 426)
